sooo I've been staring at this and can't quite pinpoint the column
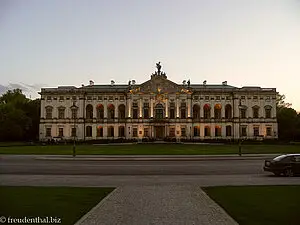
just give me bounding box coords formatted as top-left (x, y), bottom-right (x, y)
top-left (150, 98), bottom-right (154, 118)
top-left (115, 102), bottom-right (119, 118)
top-left (165, 98), bottom-right (169, 118)
top-left (139, 98), bottom-right (143, 118)
top-left (41, 99), bottom-right (45, 118)
top-left (187, 97), bottom-right (191, 118)
top-left (127, 98), bottom-right (132, 118)
top-left (200, 105), bottom-right (203, 118)
top-left (176, 98), bottom-right (180, 118)
top-left (104, 101), bottom-right (108, 118)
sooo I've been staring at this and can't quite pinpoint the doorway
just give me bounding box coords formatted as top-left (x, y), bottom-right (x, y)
top-left (155, 126), bottom-right (164, 139)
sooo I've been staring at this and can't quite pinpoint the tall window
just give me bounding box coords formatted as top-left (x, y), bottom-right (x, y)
top-left (46, 128), bottom-right (51, 137)
top-left (118, 104), bottom-right (125, 119)
top-left (97, 104), bottom-right (104, 119)
top-left (86, 126), bottom-right (92, 137)
top-left (180, 102), bottom-right (186, 119)
top-left (194, 126), bottom-right (200, 137)
top-left (86, 105), bottom-right (93, 119)
top-left (265, 106), bottom-right (272, 119)
top-left (58, 128), bottom-right (64, 137)
top-left (155, 104), bottom-right (164, 119)
top-left (71, 108), bottom-right (78, 119)
top-left (119, 126), bottom-right (125, 137)
top-left (144, 128), bottom-right (149, 137)
top-left (225, 104), bottom-right (232, 119)
top-left (170, 102), bottom-right (175, 119)
top-left (169, 127), bottom-right (175, 137)
top-left (253, 127), bottom-right (259, 136)
top-left (133, 128), bottom-right (138, 137)
top-left (58, 107), bottom-right (65, 119)
top-left (97, 126), bottom-right (103, 137)
top-left (241, 108), bottom-right (247, 119)
top-left (266, 127), bottom-right (272, 136)
top-left (143, 103), bottom-right (149, 119)
top-left (204, 126), bottom-right (210, 136)
top-left (71, 128), bottom-right (76, 137)
top-left (203, 104), bottom-right (211, 119)
top-left (253, 106), bottom-right (259, 118)
top-left (107, 104), bottom-right (115, 119)
top-left (214, 104), bottom-right (221, 119)
top-left (226, 126), bottom-right (232, 136)
top-left (45, 107), bottom-right (53, 119)
top-left (193, 105), bottom-right (200, 119)
top-left (107, 126), bottom-right (114, 137)
top-left (215, 126), bottom-right (221, 137)
top-left (181, 127), bottom-right (186, 137)
top-left (132, 102), bottom-right (138, 119)
top-left (241, 126), bottom-right (247, 136)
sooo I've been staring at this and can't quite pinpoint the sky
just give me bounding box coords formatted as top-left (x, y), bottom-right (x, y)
top-left (0, 0), bottom-right (299, 110)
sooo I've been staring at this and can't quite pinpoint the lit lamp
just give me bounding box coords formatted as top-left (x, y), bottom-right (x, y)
top-left (70, 102), bottom-right (77, 157)
top-left (238, 99), bottom-right (242, 156)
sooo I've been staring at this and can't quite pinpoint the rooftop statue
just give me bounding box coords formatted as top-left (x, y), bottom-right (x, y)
top-left (156, 62), bottom-right (162, 74)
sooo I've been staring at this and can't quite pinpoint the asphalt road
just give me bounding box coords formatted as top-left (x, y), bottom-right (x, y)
top-left (0, 155), bottom-right (266, 175)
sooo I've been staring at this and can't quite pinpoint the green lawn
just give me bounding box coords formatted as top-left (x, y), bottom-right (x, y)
top-left (0, 186), bottom-right (114, 225)
top-left (0, 143), bottom-right (299, 155)
top-left (204, 185), bottom-right (300, 225)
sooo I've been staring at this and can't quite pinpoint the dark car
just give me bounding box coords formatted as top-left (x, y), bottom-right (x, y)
top-left (263, 154), bottom-right (300, 177)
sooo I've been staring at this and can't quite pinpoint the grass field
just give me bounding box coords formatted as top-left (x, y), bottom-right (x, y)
top-left (0, 186), bottom-right (114, 225)
top-left (204, 185), bottom-right (300, 225)
top-left (0, 143), bottom-right (299, 155)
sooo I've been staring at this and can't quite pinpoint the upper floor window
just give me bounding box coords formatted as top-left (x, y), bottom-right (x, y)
top-left (265, 106), bottom-right (272, 118)
top-left (120, 96), bottom-right (125, 100)
top-left (87, 96), bottom-right (92, 100)
top-left (59, 96), bottom-right (64, 101)
top-left (155, 104), bottom-right (164, 119)
top-left (47, 96), bottom-right (51, 100)
top-left (109, 96), bottom-right (113, 101)
top-left (45, 106), bottom-right (53, 119)
top-left (205, 96), bottom-right (209, 100)
top-left (58, 107), bottom-right (65, 119)
top-left (71, 108), bottom-right (78, 119)
top-left (253, 96), bottom-right (258, 100)
top-left (216, 96), bottom-right (221, 100)
top-left (241, 96), bottom-right (245, 100)
top-left (72, 96), bottom-right (77, 100)
top-left (252, 106), bottom-right (259, 118)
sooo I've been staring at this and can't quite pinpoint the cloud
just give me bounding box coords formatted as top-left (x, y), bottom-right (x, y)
top-left (0, 83), bottom-right (47, 99)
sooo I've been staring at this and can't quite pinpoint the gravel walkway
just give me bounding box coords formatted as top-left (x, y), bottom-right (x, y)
top-left (75, 185), bottom-right (238, 225)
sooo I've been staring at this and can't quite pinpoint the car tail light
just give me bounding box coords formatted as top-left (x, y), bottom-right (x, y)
top-left (265, 161), bottom-right (271, 166)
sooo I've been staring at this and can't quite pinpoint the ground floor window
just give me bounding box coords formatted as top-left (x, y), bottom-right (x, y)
top-left (253, 127), bottom-right (260, 136)
top-left (108, 126), bottom-right (114, 137)
top-left (181, 127), bottom-right (186, 137)
top-left (46, 128), bottom-right (51, 137)
top-left (215, 126), bottom-right (221, 137)
top-left (58, 128), bottom-right (64, 137)
top-left (144, 128), bottom-right (149, 137)
top-left (169, 127), bottom-right (175, 137)
top-left (194, 126), bottom-right (200, 137)
top-left (119, 126), bottom-right (125, 137)
top-left (71, 128), bottom-right (76, 137)
top-left (86, 126), bottom-right (92, 137)
top-left (226, 126), bottom-right (232, 136)
top-left (97, 126), bottom-right (103, 137)
top-left (266, 127), bottom-right (272, 136)
top-left (133, 127), bottom-right (138, 137)
top-left (241, 126), bottom-right (247, 136)
top-left (204, 126), bottom-right (210, 136)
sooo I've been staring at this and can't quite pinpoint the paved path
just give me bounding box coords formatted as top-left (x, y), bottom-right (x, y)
top-left (75, 185), bottom-right (238, 225)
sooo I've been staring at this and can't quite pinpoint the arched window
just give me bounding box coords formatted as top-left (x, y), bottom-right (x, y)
top-left (193, 104), bottom-right (200, 119)
top-left (98, 126), bottom-right (103, 137)
top-left (225, 104), bottom-right (232, 119)
top-left (214, 104), bottom-right (221, 119)
top-left (86, 126), bottom-right (92, 137)
top-left (203, 104), bottom-right (211, 119)
top-left (45, 106), bottom-right (53, 119)
top-left (108, 126), bottom-right (114, 137)
top-left (265, 105), bottom-right (272, 118)
top-left (252, 106), bottom-right (260, 118)
top-left (96, 104), bottom-right (104, 119)
top-left (155, 103), bottom-right (164, 119)
top-left (118, 104), bottom-right (125, 119)
top-left (107, 104), bottom-right (115, 119)
top-left (86, 104), bottom-right (93, 119)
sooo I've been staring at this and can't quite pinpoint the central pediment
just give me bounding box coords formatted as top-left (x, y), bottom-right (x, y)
top-left (139, 76), bottom-right (180, 94)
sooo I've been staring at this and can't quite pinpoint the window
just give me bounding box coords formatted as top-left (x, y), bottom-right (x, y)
top-left (226, 96), bottom-right (231, 100)
top-left (133, 108), bottom-right (138, 119)
top-left (181, 127), bottom-right (186, 137)
top-left (97, 127), bottom-right (103, 137)
top-left (97, 105), bottom-right (104, 119)
top-left (266, 96), bottom-right (270, 100)
top-left (203, 104), bottom-right (211, 119)
top-left (253, 106), bottom-right (259, 118)
top-left (58, 108), bottom-right (65, 119)
top-left (265, 106), bottom-right (272, 118)
top-left (46, 128), bottom-right (51, 137)
top-left (107, 126), bottom-right (114, 137)
top-left (119, 126), bottom-right (125, 137)
top-left (72, 96), bottom-right (76, 100)
top-left (225, 104), bottom-right (232, 119)
top-left (216, 96), bottom-right (220, 100)
top-left (59, 96), bottom-right (64, 101)
top-left (215, 126), bottom-right (221, 137)
top-left (214, 104), bottom-right (221, 119)
top-left (58, 128), bottom-right (64, 137)
top-left (46, 107), bottom-right (53, 119)
top-left (47, 96), bottom-right (51, 100)
top-left (205, 96), bottom-right (209, 100)
top-left (193, 105), bottom-right (200, 119)
top-left (241, 108), bottom-right (247, 119)
top-left (253, 127), bottom-right (259, 136)
top-left (133, 128), bottom-right (138, 137)
top-left (109, 96), bottom-right (113, 101)
top-left (143, 103), bottom-right (149, 119)
top-left (87, 96), bottom-right (92, 100)
top-left (98, 96), bottom-right (102, 100)
top-left (71, 108), bottom-right (78, 119)
top-left (86, 126), bottom-right (92, 137)
top-left (226, 126), bottom-right (232, 136)
top-left (71, 128), bottom-right (76, 137)
top-left (118, 105), bottom-right (125, 119)
top-left (120, 96), bottom-right (125, 100)
top-left (194, 96), bottom-right (198, 100)
top-left (266, 127), bottom-right (272, 136)
top-left (194, 126), bottom-right (200, 137)
top-left (204, 127), bottom-right (210, 136)
top-left (144, 128), bottom-right (149, 137)
top-left (253, 96), bottom-right (258, 100)
top-left (242, 126), bottom-right (247, 137)
top-left (170, 102), bottom-right (175, 119)
top-left (107, 104), bottom-right (115, 119)
top-left (155, 104), bottom-right (164, 119)
top-left (241, 96), bottom-right (245, 100)
top-left (169, 127), bottom-right (175, 137)
top-left (86, 105), bottom-right (93, 119)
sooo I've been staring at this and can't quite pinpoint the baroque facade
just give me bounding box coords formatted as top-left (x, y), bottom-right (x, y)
top-left (39, 63), bottom-right (278, 141)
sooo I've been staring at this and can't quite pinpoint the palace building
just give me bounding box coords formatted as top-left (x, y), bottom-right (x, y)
top-left (39, 63), bottom-right (278, 141)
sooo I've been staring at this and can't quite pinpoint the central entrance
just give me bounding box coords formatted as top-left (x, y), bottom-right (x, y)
top-left (155, 126), bottom-right (165, 139)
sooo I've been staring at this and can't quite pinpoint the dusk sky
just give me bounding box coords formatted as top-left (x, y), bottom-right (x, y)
top-left (0, 0), bottom-right (299, 110)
